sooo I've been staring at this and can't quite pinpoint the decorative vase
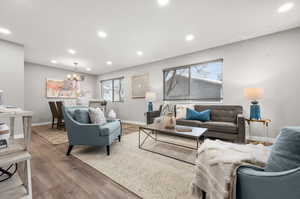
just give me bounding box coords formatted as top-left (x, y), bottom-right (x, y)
top-left (108, 109), bottom-right (117, 119)
top-left (163, 113), bottom-right (176, 129)
top-left (250, 101), bottom-right (261, 120)
top-left (147, 101), bottom-right (153, 112)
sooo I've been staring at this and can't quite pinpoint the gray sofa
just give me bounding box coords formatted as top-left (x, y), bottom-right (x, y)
top-left (147, 105), bottom-right (245, 143)
top-left (176, 105), bottom-right (245, 143)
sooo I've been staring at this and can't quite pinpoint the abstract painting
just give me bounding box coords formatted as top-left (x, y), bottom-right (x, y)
top-left (46, 79), bottom-right (80, 98)
top-left (131, 74), bottom-right (149, 98)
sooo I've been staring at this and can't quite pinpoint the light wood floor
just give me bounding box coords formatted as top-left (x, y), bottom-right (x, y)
top-left (31, 123), bottom-right (141, 199)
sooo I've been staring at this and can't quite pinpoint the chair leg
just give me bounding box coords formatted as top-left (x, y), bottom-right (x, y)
top-left (118, 135), bottom-right (121, 142)
top-left (52, 117), bottom-right (54, 128)
top-left (106, 145), bottom-right (110, 156)
top-left (66, 145), bottom-right (74, 156)
top-left (57, 119), bottom-right (62, 129)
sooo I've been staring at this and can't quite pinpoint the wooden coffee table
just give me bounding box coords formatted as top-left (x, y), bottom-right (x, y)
top-left (139, 124), bottom-right (207, 165)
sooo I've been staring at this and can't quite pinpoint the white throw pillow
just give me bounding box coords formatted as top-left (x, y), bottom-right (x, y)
top-left (89, 107), bottom-right (107, 125)
top-left (160, 104), bottom-right (176, 116)
top-left (176, 104), bottom-right (194, 119)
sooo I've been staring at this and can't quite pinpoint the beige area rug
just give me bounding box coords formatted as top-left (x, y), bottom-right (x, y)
top-left (73, 132), bottom-right (197, 199)
top-left (32, 125), bottom-right (68, 145)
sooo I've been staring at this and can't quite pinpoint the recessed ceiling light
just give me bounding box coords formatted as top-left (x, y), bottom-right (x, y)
top-left (278, 2), bottom-right (294, 13)
top-left (157, 0), bottom-right (170, 7)
top-left (106, 61), bottom-right (112, 65)
top-left (68, 49), bottom-right (76, 54)
top-left (98, 31), bottom-right (107, 38)
top-left (51, 60), bottom-right (57, 64)
top-left (185, 34), bottom-right (195, 41)
top-left (86, 67), bottom-right (91, 71)
top-left (136, 51), bottom-right (143, 56)
top-left (0, 27), bottom-right (11, 35)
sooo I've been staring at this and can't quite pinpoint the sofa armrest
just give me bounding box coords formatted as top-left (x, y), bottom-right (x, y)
top-left (236, 165), bottom-right (300, 199)
top-left (237, 114), bottom-right (246, 143)
top-left (67, 121), bottom-right (102, 144)
top-left (146, 110), bottom-right (161, 124)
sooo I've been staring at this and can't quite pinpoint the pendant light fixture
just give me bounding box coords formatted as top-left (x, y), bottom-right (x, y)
top-left (67, 62), bottom-right (81, 81)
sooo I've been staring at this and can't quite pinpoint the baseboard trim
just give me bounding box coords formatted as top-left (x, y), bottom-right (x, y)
top-left (248, 136), bottom-right (276, 143)
top-left (14, 134), bottom-right (24, 139)
top-left (121, 120), bottom-right (145, 126)
top-left (32, 122), bottom-right (51, 127)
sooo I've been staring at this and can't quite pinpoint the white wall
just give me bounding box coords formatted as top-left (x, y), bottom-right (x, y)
top-left (0, 39), bottom-right (25, 137)
top-left (24, 62), bottom-right (98, 124)
top-left (0, 39), bottom-right (24, 108)
top-left (98, 27), bottom-right (300, 138)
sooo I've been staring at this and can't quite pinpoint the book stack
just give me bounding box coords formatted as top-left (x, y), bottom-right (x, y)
top-left (0, 122), bottom-right (9, 149)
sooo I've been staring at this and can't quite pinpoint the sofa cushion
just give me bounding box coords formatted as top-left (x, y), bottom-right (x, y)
top-left (99, 120), bottom-right (121, 136)
top-left (176, 119), bottom-right (237, 134)
top-left (200, 121), bottom-right (238, 134)
top-left (176, 119), bottom-right (203, 127)
top-left (74, 109), bottom-right (90, 124)
top-left (211, 109), bottom-right (237, 123)
top-left (186, 108), bottom-right (211, 122)
top-left (265, 127), bottom-right (300, 172)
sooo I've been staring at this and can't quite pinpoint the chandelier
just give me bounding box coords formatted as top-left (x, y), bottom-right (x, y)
top-left (67, 62), bottom-right (81, 81)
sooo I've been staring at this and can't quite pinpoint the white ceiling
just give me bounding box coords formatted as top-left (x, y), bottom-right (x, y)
top-left (0, 0), bottom-right (299, 75)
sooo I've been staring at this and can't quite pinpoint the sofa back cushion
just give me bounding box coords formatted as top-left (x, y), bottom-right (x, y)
top-left (194, 105), bottom-right (242, 123)
top-left (265, 127), bottom-right (300, 172)
top-left (74, 109), bottom-right (90, 124)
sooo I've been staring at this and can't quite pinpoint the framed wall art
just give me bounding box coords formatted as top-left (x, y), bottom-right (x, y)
top-left (131, 74), bottom-right (149, 98)
top-left (46, 79), bottom-right (80, 98)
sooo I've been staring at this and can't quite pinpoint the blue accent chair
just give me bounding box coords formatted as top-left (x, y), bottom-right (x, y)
top-left (236, 127), bottom-right (300, 199)
top-left (62, 106), bottom-right (122, 156)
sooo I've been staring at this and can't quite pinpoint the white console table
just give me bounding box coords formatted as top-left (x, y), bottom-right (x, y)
top-left (0, 110), bottom-right (33, 199)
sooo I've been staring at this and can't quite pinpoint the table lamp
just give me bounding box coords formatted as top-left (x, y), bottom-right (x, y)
top-left (145, 92), bottom-right (156, 112)
top-left (244, 88), bottom-right (264, 120)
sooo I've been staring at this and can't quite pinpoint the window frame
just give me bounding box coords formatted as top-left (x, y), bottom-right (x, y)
top-left (163, 58), bottom-right (223, 102)
top-left (100, 77), bottom-right (124, 102)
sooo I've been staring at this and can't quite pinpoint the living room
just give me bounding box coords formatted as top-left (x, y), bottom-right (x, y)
top-left (0, 0), bottom-right (300, 199)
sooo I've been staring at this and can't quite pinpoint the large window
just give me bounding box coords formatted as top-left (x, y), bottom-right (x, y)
top-left (101, 77), bottom-right (124, 102)
top-left (163, 59), bottom-right (223, 101)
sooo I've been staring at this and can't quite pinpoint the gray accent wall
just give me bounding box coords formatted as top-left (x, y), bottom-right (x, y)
top-left (98, 27), bottom-right (300, 138)
top-left (24, 62), bottom-right (98, 124)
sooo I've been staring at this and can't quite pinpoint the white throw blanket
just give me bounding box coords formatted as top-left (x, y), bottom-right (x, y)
top-left (191, 139), bottom-right (270, 199)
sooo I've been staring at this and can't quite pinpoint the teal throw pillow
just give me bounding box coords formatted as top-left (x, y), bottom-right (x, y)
top-left (186, 108), bottom-right (211, 122)
top-left (265, 127), bottom-right (300, 172)
top-left (74, 109), bottom-right (90, 124)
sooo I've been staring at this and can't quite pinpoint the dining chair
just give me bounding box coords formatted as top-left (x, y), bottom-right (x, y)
top-left (56, 101), bottom-right (65, 130)
top-left (48, 101), bottom-right (59, 128)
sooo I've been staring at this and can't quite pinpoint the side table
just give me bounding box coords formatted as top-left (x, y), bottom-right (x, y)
top-left (245, 118), bottom-right (271, 143)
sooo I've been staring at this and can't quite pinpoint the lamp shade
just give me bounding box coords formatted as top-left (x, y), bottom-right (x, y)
top-left (244, 88), bottom-right (264, 100)
top-left (145, 92), bottom-right (157, 101)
